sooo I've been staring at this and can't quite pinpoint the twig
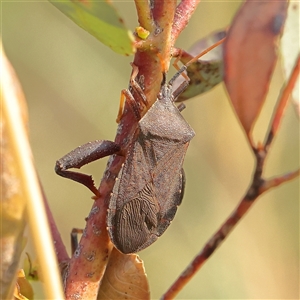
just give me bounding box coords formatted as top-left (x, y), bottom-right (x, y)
top-left (260, 169), bottom-right (300, 193)
top-left (41, 185), bottom-right (69, 266)
top-left (264, 54), bottom-right (300, 149)
top-left (134, 0), bottom-right (154, 31)
top-left (172, 0), bottom-right (201, 41)
top-left (161, 152), bottom-right (299, 300)
top-left (132, 0), bottom-right (179, 115)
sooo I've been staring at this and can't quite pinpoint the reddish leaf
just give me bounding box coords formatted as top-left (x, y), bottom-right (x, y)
top-left (14, 270), bottom-right (34, 300)
top-left (223, 0), bottom-right (288, 139)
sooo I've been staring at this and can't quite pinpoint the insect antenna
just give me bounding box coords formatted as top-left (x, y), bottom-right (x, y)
top-left (185, 36), bottom-right (225, 67)
top-left (171, 36), bottom-right (226, 102)
top-left (129, 63), bottom-right (148, 108)
top-left (169, 65), bottom-right (188, 86)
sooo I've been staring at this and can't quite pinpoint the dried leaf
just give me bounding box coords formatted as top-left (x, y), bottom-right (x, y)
top-left (223, 0), bottom-right (288, 138)
top-left (97, 248), bottom-right (150, 300)
top-left (14, 270), bottom-right (34, 300)
top-left (281, 2), bottom-right (300, 116)
top-left (49, 0), bottom-right (135, 55)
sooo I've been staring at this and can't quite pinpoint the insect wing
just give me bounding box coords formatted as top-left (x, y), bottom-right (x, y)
top-left (139, 99), bottom-right (194, 233)
top-left (107, 129), bottom-right (159, 253)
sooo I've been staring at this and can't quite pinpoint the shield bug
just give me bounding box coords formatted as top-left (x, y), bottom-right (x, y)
top-left (55, 65), bottom-right (195, 253)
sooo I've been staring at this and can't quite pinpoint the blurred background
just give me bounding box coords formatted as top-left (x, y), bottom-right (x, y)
top-left (2, 0), bottom-right (299, 299)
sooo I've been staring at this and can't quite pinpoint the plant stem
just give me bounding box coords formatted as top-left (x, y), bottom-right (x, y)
top-left (265, 54), bottom-right (300, 149)
top-left (172, 0), bottom-right (201, 41)
top-left (161, 149), bottom-right (298, 300)
top-left (134, 0), bottom-right (154, 31)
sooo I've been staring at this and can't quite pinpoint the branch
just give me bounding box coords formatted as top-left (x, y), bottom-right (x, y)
top-left (264, 53), bottom-right (300, 149)
top-left (41, 185), bottom-right (69, 266)
top-left (132, 0), bottom-right (178, 115)
top-left (260, 169), bottom-right (300, 193)
top-left (172, 0), bottom-right (201, 41)
top-left (162, 155), bottom-right (299, 299)
top-left (134, 0), bottom-right (154, 31)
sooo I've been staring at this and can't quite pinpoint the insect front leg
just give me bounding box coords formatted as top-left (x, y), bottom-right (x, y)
top-left (116, 63), bottom-right (148, 123)
top-left (116, 89), bottom-right (141, 123)
top-left (55, 140), bottom-right (121, 197)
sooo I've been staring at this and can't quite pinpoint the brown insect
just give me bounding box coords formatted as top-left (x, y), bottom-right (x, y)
top-left (55, 65), bottom-right (195, 253)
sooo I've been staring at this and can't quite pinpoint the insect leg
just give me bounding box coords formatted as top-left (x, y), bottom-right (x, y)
top-left (117, 89), bottom-right (141, 122)
top-left (168, 65), bottom-right (188, 86)
top-left (172, 80), bottom-right (189, 101)
top-left (172, 36), bottom-right (226, 102)
top-left (55, 140), bottom-right (121, 197)
top-left (129, 63), bottom-right (148, 107)
top-left (173, 53), bottom-right (190, 81)
top-left (116, 64), bottom-right (148, 122)
top-left (116, 91), bottom-right (127, 123)
top-left (169, 63), bottom-right (190, 101)
top-left (177, 103), bottom-right (186, 112)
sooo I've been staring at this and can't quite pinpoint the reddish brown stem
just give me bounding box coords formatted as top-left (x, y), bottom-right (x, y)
top-left (152, 0), bottom-right (176, 25)
top-left (264, 54), bottom-right (300, 149)
top-left (133, 0), bottom-right (200, 114)
top-left (153, 0), bottom-right (176, 71)
top-left (132, 0), bottom-right (178, 115)
top-left (172, 0), bottom-right (201, 41)
top-left (41, 183), bottom-right (69, 265)
top-left (261, 169), bottom-right (300, 193)
top-left (162, 149), bottom-right (298, 299)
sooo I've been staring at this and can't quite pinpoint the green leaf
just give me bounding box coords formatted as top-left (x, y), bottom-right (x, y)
top-left (49, 0), bottom-right (135, 55)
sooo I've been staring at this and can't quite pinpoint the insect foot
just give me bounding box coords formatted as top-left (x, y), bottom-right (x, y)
top-left (107, 69), bottom-right (195, 254)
